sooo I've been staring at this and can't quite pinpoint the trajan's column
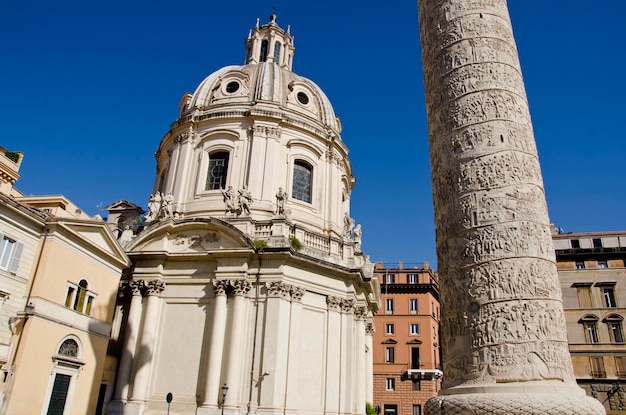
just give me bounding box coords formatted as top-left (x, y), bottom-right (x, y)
top-left (417, 1), bottom-right (605, 414)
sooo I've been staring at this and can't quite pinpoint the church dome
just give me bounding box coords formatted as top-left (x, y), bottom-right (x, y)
top-left (184, 20), bottom-right (341, 134)
top-left (150, 14), bottom-right (356, 245)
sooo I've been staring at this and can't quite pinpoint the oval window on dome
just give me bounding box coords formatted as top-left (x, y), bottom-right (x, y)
top-left (225, 81), bottom-right (240, 94)
top-left (297, 92), bottom-right (309, 105)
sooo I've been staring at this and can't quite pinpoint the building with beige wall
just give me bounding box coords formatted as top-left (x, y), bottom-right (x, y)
top-left (372, 263), bottom-right (441, 415)
top-left (0, 148), bottom-right (129, 415)
top-left (104, 14), bottom-right (380, 415)
top-left (555, 230), bottom-right (626, 414)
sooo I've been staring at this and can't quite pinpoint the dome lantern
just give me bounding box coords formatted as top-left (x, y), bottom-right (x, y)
top-left (245, 15), bottom-right (295, 70)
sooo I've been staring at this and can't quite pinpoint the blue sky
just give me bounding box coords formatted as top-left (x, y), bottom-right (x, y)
top-left (2, 1), bottom-right (625, 268)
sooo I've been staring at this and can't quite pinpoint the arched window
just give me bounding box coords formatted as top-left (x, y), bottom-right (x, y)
top-left (604, 314), bottom-right (624, 343)
top-left (58, 339), bottom-right (79, 358)
top-left (206, 151), bottom-right (229, 190)
top-left (579, 315), bottom-right (599, 344)
top-left (273, 41), bottom-right (281, 63)
top-left (65, 279), bottom-right (96, 315)
top-left (260, 40), bottom-right (269, 62)
top-left (292, 160), bottom-right (312, 203)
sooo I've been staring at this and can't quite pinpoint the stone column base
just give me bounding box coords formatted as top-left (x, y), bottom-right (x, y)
top-left (424, 392), bottom-right (605, 415)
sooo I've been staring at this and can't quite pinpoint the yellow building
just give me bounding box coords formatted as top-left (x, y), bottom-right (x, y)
top-left (555, 230), bottom-right (626, 414)
top-left (0, 148), bottom-right (129, 415)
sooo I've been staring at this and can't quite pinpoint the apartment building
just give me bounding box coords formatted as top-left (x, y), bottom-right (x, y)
top-left (372, 262), bottom-right (441, 415)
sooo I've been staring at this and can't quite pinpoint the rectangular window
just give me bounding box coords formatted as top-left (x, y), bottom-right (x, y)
top-left (411, 347), bottom-right (420, 369)
top-left (385, 324), bottom-right (394, 335)
top-left (386, 378), bottom-right (395, 391)
top-left (384, 405), bottom-right (397, 415)
top-left (410, 298), bottom-right (418, 314)
top-left (598, 261), bottom-right (608, 269)
top-left (615, 356), bottom-right (626, 378)
top-left (609, 322), bottom-right (624, 343)
top-left (0, 236), bottom-right (23, 273)
top-left (604, 287), bottom-right (617, 308)
top-left (412, 404), bottom-right (422, 415)
top-left (576, 261), bottom-right (586, 269)
top-left (576, 285), bottom-right (593, 308)
top-left (571, 239), bottom-right (580, 249)
top-left (593, 238), bottom-right (603, 248)
top-left (584, 323), bottom-right (599, 344)
top-left (412, 380), bottom-right (421, 392)
top-left (386, 299), bottom-right (394, 314)
top-left (385, 274), bottom-right (394, 284)
top-left (385, 347), bottom-right (395, 363)
top-left (408, 274), bottom-right (417, 284)
top-left (410, 323), bottom-right (420, 335)
top-left (590, 356), bottom-right (606, 378)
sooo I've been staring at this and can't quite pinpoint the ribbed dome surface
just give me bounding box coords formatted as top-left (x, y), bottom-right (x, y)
top-left (188, 62), bottom-right (341, 133)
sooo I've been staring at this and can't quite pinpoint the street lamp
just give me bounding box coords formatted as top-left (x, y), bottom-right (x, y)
top-left (221, 383), bottom-right (229, 415)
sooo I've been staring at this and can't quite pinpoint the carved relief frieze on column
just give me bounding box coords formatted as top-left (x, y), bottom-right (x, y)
top-left (418, 0), bottom-right (606, 413)
top-left (327, 296), bottom-right (342, 312)
top-left (290, 286), bottom-right (306, 303)
top-left (365, 321), bottom-right (375, 335)
top-left (266, 281), bottom-right (292, 299)
top-left (230, 279), bottom-right (252, 296)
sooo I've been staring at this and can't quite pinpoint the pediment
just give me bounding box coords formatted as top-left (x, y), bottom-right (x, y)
top-left (129, 218), bottom-right (254, 254)
top-left (106, 199), bottom-right (145, 213)
top-left (57, 221), bottom-right (129, 268)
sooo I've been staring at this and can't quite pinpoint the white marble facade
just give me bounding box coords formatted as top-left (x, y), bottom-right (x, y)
top-left (107, 15), bottom-right (379, 415)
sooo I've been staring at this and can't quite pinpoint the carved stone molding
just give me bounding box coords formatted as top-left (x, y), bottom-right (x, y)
top-left (341, 298), bottom-right (355, 314)
top-left (266, 281), bottom-right (292, 299)
top-left (290, 286), bottom-right (306, 302)
top-left (231, 279), bottom-right (252, 296)
top-left (354, 306), bottom-right (367, 321)
top-left (144, 280), bottom-right (165, 296)
top-left (365, 322), bottom-right (375, 335)
top-left (213, 280), bottom-right (228, 296)
top-left (326, 296), bottom-right (342, 312)
top-left (249, 125), bottom-right (281, 140)
top-left (129, 280), bottom-right (144, 296)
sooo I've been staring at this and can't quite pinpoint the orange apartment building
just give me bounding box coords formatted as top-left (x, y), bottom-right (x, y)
top-left (372, 262), bottom-right (442, 415)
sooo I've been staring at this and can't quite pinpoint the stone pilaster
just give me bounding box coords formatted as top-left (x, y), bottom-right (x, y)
top-left (324, 296), bottom-right (343, 415)
top-left (353, 307), bottom-right (367, 415)
top-left (417, 0), bottom-right (605, 413)
top-left (129, 280), bottom-right (165, 404)
top-left (365, 321), bottom-right (375, 404)
top-left (224, 279), bottom-right (252, 408)
top-left (285, 286), bottom-right (305, 414)
top-left (199, 280), bottom-right (229, 409)
top-left (339, 299), bottom-right (355, 415)
top-left (112, 280), bottom-right (144, 403)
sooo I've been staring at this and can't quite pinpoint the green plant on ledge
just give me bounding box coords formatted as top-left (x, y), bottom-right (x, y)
top-left (366, 402), bottom-right (377, 415)
top-left (289, 236), bottom-right (302, 251)
top-left (4, 152), bottom-right (20, 163)
top-left (253, 239), bottom-right (269, 252)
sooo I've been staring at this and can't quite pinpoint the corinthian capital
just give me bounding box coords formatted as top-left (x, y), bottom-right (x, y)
top-left (267, 281), bottom-right (292, 299)
top-left (326, 296), bottom-right (342, 312)
top-left (290, 286), bottom-right (306, 302)
top-left (231, 279), bottom-right (252, 296)
top-left (212, 280), bottom-right (228, 296)
top-left (341, 298), bottom-right (356, 314)
top-left (145, 280), bottom-right (165, 296)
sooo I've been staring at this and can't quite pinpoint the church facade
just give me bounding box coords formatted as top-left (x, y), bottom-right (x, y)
top-left (106, 15), bottom-right (380, 415)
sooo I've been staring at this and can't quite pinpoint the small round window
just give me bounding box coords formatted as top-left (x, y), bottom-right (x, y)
top-left (225, 81), bottom-right (240, 94)
top-left (297, 92), bottom-right (309, 105)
